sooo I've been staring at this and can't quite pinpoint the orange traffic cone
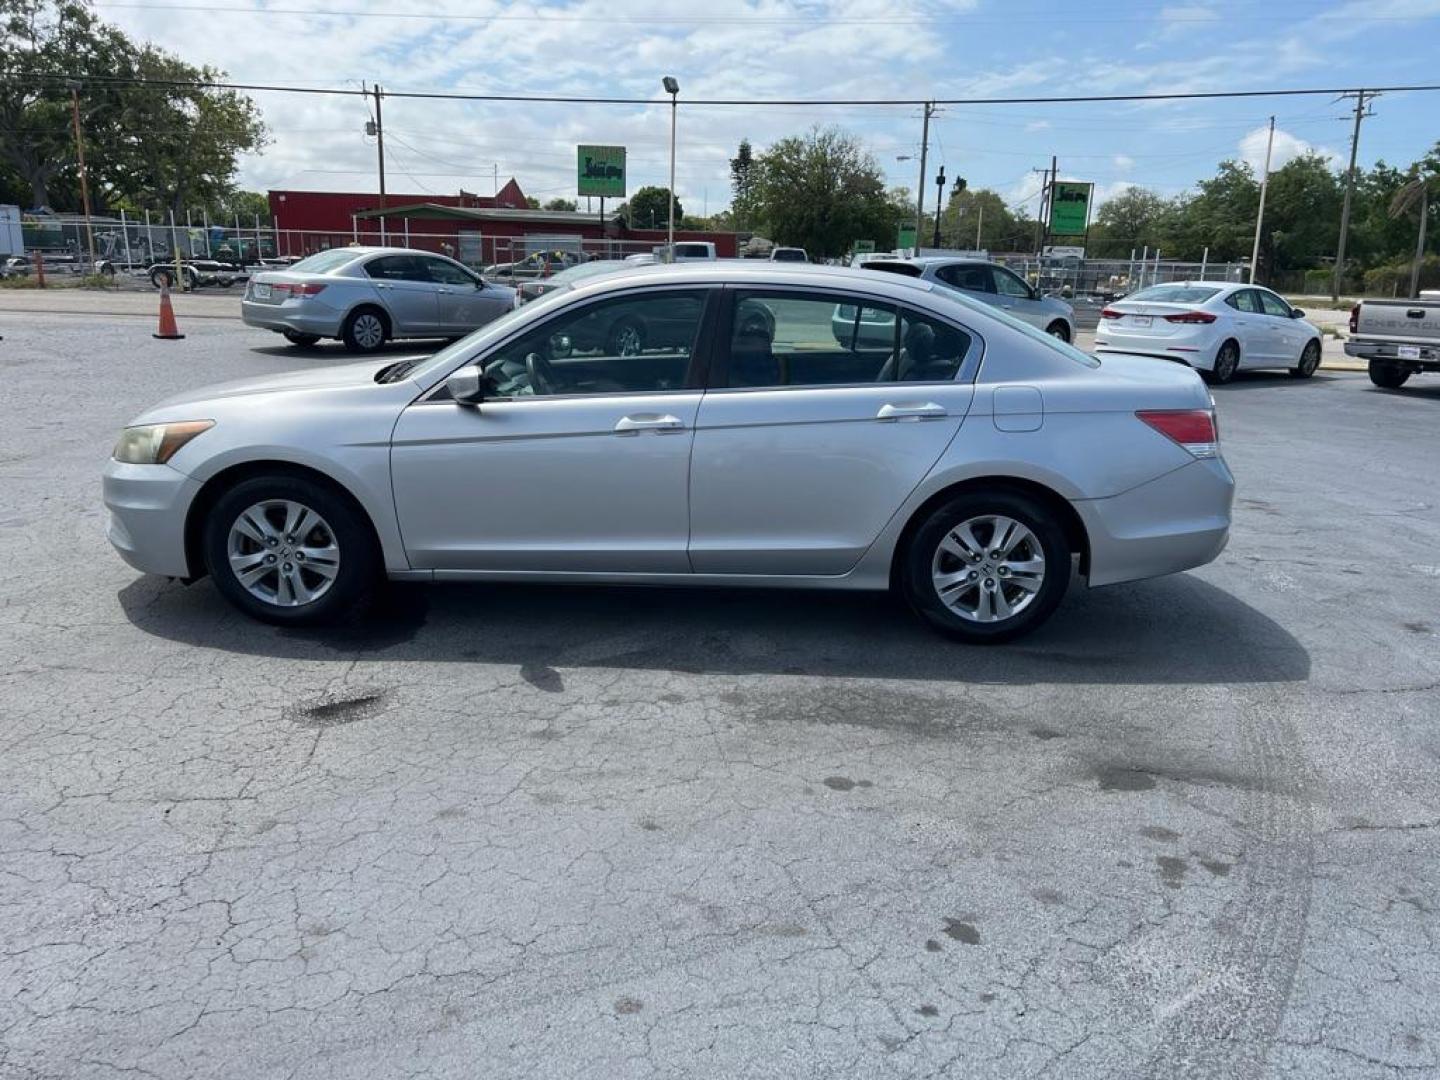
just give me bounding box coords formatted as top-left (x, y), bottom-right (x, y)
top-left (153, 282), bottom-right (185, 340)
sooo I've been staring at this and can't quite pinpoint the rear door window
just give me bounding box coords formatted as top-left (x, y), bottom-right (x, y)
top-left (937, 264), bottom-right (994, 292)
top-left (365, 255), bottom-right (430, 282)
top-left (895, 309), bottom-right (972, 381)
top-left (724, 291), bottom-right (898, 388)
top-left (1225, 289), bottom-right (1262, 314)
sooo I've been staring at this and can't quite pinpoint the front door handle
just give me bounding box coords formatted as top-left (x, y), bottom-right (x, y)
top-left (614, 413), bottom-right (686, 434)
top-left (877, 402), bottom-right (947, 422)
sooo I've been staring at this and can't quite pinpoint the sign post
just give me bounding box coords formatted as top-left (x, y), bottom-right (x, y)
top-left (577, 145), bottom-right (627, 199)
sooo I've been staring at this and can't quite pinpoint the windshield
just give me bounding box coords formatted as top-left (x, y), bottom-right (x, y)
top-left (288, 249), bottom-right (361, 274)
top-left (401, 288), bottom-right (576, 385)
top-left (1127, 284), bottom-right (1222, 304)
top-left (550, 261), bottom-right (631, 285)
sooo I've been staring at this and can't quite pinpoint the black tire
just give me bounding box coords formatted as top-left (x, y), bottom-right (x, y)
top-left (1290, 339), bottom-right (1321, 378)
top-left (282, 330), bottom-right (322, 347)
top-left (1368, 359), bottom-right (1411, 389)
top-left (1205, 339), bottom-right (1240, 385)
top-left (604, 317), bottom-right (645, 356)
top-left (202, 474), bottom-right (379, 627)
top-left (342, 306), bottom-right (389, 353)
top-left (150, 267), bottom-right (175, 290)
top-left (1045, 320), bottom-right (1071, 343)
top-left (901, 489), bottom-right (1071, 644)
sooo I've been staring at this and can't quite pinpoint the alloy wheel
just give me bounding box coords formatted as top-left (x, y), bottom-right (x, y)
top-left (226, 499), bottom-right (340, 608)
top-left (353, 313), bottom-right (385, 350)
top-left (930, 514), bottom-right (1045, 623)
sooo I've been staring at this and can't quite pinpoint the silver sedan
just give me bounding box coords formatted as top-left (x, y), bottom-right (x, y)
top-left (106, 263), bottom-right (1233, 643)
top-left (861, 256), bottom-right (1077, 342)
top-left (241, 246), bottom-right (516, 353)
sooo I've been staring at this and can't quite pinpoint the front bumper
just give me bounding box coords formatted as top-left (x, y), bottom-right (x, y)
top-left (1076, 457), bottom-right (1234, 588)
top-left (240, 299), bottom-right (344, 337)
top-left (103, 460), bottom-right (202, 578)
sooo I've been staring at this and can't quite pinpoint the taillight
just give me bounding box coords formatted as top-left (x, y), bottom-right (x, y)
top-left (1349, 303), bottom-right (1360, 334)
top-left (1100, 307), bottom-right (1123, 319)
top-left (1163, 310), bottom-right (1217, 324)
top-left (271, 282), bottom-right (326, 298)
top-left (1137, 409), bottom-right (1219, 459)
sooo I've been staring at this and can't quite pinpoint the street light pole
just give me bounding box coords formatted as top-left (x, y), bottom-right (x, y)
top-left (663, 76), bottom-right (679, 262)
top-left (932, 166), bottom-right (947, 249)
top-left (1249, 115), bottom-right (1275, 284)
top-left (66, 81), bottom-right (96, 270)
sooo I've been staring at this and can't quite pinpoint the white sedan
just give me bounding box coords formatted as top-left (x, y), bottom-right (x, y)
top-left (1096, 281), bottom-right (1322, 384)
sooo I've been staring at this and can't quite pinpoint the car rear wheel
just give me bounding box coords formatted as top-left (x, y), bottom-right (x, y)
top-left (1290, 339), bottom-right (1321, 378)
top-left (1368, 359), bottom-right (1411, 389)
top-left (902, 490), bottom-right (1070, 644)
top-left (203, 475), bottom-right (378, 626)
top-left (342, 307), bottom-right (388, 353)
top-left (1205, 340), bottom-right (1240, 385)
top-left (150, 267), bottom-right (175, 290)
top-left (282, 330), bottom-right (322, 347)
top-left (1046, 320), bottom-right (1070, 343)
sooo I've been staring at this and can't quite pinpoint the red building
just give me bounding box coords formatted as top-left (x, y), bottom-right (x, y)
top-left (267, 183), bottom-right (741, 265)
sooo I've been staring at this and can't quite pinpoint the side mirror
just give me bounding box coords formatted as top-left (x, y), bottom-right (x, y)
top-left (1290, 308), bottom-right (1305, 318)
top-left (446, 366), bottom-right (486, 404)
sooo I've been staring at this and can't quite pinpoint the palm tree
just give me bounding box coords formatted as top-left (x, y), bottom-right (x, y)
top-left (1390, 148), bottom-right (1440, 298)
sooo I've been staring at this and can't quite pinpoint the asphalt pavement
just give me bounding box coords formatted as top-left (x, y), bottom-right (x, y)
top-left (0, 308), bottom-right (1436, 1080)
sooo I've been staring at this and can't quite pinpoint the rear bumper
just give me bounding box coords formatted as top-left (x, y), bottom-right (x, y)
top-left (103, 461), bottom-right (201, 578)
top-left (1077, 457), bottom-right (1234, 587)
top-left (241, 299), bottom-right (343, 337)
top-left (1345, 338), bottom-right (1440, 364)
top-left (1095, 328), bottom-right (1219, 369)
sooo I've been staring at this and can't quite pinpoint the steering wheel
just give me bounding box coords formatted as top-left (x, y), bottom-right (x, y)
top-left (524, 351), bottom-right (556, 395)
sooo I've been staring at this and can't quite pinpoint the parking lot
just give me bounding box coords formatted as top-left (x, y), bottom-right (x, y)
top-left (2, 301), bottom-right (1437, 1079)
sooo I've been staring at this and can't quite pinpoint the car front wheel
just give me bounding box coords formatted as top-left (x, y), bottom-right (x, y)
top-left (202, 475), bottom-right (378, 625)
top-left (902, 490), bottom-right (1070, 643)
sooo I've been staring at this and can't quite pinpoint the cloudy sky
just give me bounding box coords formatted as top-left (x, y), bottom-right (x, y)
top-left (98, 0), bottom-right (1440, 216)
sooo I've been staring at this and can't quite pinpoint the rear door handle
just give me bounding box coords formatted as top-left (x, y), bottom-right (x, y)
top-left (614, 413), bottom-right (685, 434)
top-left (877, 402), bottom-right (948, 422)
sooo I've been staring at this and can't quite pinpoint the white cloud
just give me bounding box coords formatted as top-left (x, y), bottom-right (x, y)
top-left (1024, 120), bottom-right (1051, 133)
top-left (1113, 154), bottom-right (1135, 171)
top-left (1238, 125), bottom-right (1341, 173)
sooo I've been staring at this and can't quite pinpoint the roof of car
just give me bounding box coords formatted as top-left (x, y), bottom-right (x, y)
top-left (559, 260), bottom-right (940, 302)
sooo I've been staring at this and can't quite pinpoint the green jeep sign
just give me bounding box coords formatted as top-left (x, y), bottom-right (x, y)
top-left (1049, 182), bottom-right (1093, 236)
top-left (896, 223), bottom-right (917, 251)
top-left (577, 145), bottom-right (626, 198)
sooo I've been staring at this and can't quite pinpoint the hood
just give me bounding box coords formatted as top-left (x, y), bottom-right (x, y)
top-left (144, 359), bottom-right (395, 414)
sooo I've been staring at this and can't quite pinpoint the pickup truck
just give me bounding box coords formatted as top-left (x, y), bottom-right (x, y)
top-left (1345, 294), bottom-right (1440, 388)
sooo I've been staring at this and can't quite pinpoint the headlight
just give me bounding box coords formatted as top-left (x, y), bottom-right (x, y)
top-left (112, 420), bottom-right (214, 464)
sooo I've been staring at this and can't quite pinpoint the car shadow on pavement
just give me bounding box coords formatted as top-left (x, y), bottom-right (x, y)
top-left (246, 339), bottom-right (447, 359)
top-left (118, 571), bottom-right (1309, 686)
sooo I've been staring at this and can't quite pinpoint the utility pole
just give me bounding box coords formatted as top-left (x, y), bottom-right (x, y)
top-left (368, 83), bottom-right (387, 245)
top-left (975, 203), bottom-right (983, 250)
top-left (1332, 90), bottom-right (1374, 301)
top-left (1409, 185), bottom-right (1429, 299)
top-left (1249, 115), bottom-right (1275, 284)
top-left (914, 102), bottom-right (933, 253)
top-left (1042, 155), bottom-right (1058, 253)
top-left (1032, 168), bottom-right (1047, 253)
top-left (66, 81), bottom-right (96, 270)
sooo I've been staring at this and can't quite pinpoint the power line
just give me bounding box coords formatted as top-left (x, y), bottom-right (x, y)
top-left (90, 0), bottom-right (1440, 26)
top-left (11, 72), bottom-right (1440, 107)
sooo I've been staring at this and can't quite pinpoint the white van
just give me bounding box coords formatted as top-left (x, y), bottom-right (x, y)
top-left (653, 242), bottom-right (717, 262)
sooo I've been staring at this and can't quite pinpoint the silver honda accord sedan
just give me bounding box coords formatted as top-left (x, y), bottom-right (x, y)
top-left (105, 263), bottom-right (1233, 643)
top-left (241, 246), bottom-right (516, 353)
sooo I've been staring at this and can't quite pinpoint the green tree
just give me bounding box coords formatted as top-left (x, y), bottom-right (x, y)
top-left (543, 197), bottom-right (578, 211)
top-left (1257, 153), bottom-right (1342, 284)
top-left (1386, 142), bottom-right (1440, 297)
top-left (1168, 159), bottom-right (1259, 261)
top-left (623, 185), bottom-right (681, 230)
top-left (0, 0), bottom-right (132, 209)
top-left (751, 126), bottom-right (894, 259)
top-left (940, 187), bottom-right (1035, 252)
top-left (1088, 187), bottom-right (1173, 258)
